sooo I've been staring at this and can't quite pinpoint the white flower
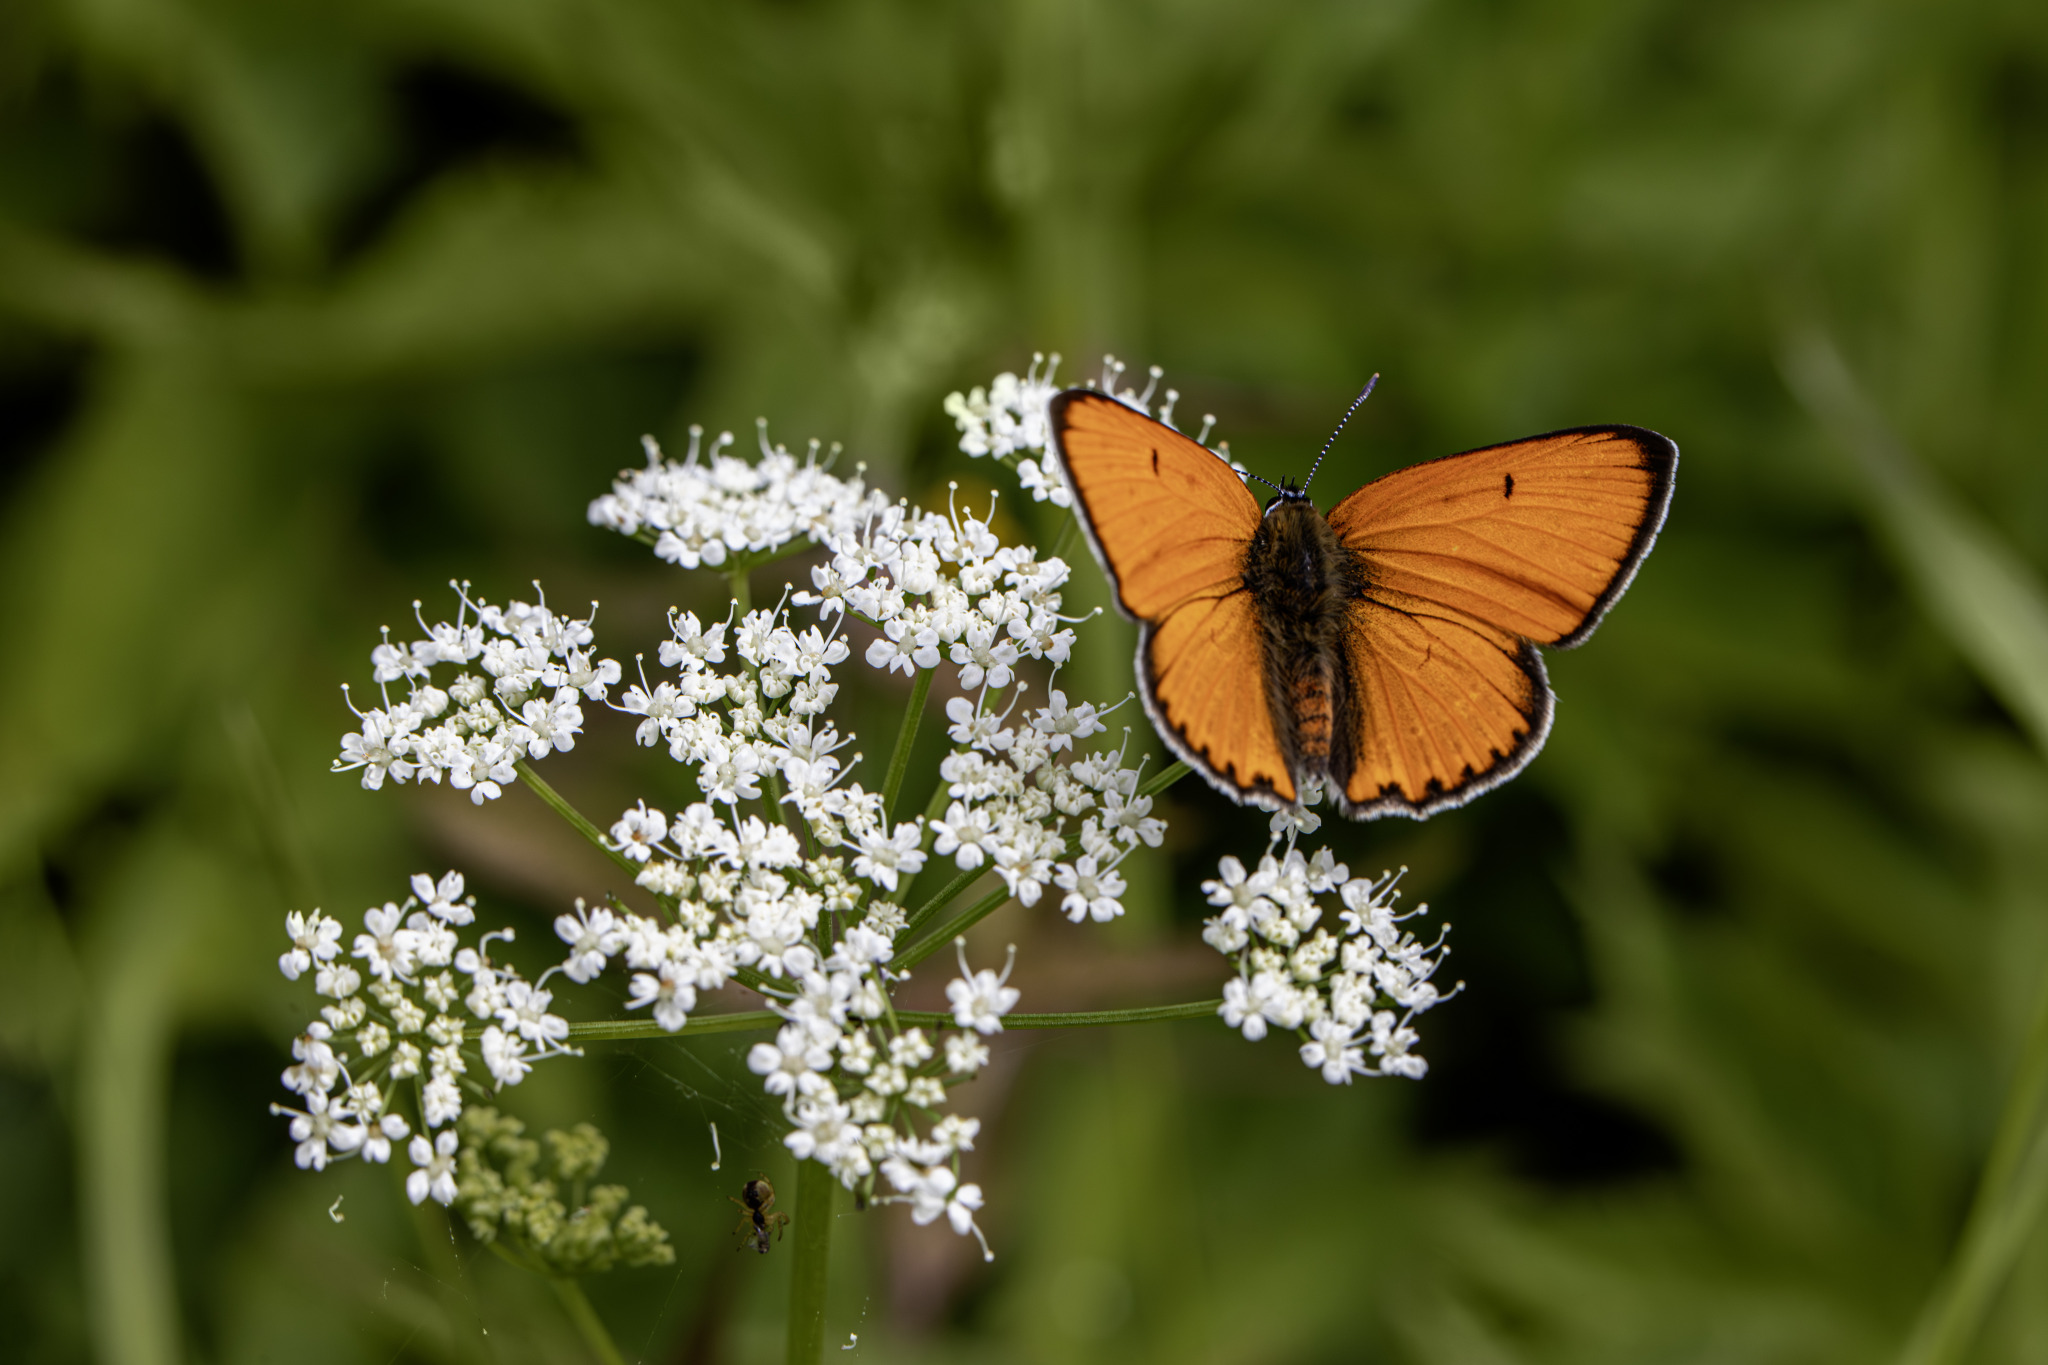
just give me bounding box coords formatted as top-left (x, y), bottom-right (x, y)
top-left (852, 820), bottom-right (927, 892)
top-left (363, 1112), bottom-right (409, 1164)
top-left (1219, 976), bottom-right (1268, 1042)
top-left (410, 871), bottom-right (474, 926)
top-left (422, 1074), bottom-right (463, 1128)
top-left (481, 1026), bottom-right (533, 1087)
top-left (406, 1130), bottom-right (461, 1206)
top-left (782, 1094), bottom-right (863, 1169)
top-left (495, 980), bottom-right (569, 1048)
top-left (944, 352), bottom-right (1064, 476)
top-left (749, 1024), bottom-right (833, 1097)
top-left (592, 426), bottom-right (889, 574)
top-left (609, 801), bottom-right (669, 863)
top-left (309, 360), bottom-right (1233, 1251)
top-left (947, 940), bottom-right (1021, 1035)
top-left (334, 707), bottom-right (417, 790)
top-left (271, 1090), bottom-right (365, 1171)
top-left (626, 961), bottom-right (698, 1032)
top-left (280, 911), bottom-right (342, 981)
top-left (888, 1029), bottom-right (935, 1067)
top-left (1369, 1010), bottom-right (1428, 1079)
top-left (1299, 1017), bottom-right (1368, 1085)
top-left (1054, 854), bottom-right (1127, 923)
top-left (554, 901), bottom-right (625, 983)
top-left (944, 1031), bottom-right (990, 1075)
top-left (351, 902), bottom-right (416, 982)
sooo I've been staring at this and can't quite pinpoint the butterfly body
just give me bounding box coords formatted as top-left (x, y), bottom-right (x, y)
top-left (1048, 387), bottom-right (1677, 821)
top-left (1242, 492), bottom-right (1361, 780)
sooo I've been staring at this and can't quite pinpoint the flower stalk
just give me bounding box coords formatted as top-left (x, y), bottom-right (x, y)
top-left (541, 999), bottom-right (1224, 1045)
top-left (880, 667), bottom-right (933, 822)
top-left (518, 762), bottom-right (640, 878)
top-left (551, 1277), bottom-right (626, 1365)
top-left (786, 1158), bottom-right (839, 1364)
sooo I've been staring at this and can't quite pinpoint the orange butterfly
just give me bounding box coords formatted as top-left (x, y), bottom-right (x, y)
top-left (1047, 383), bottom-right (1677, 819)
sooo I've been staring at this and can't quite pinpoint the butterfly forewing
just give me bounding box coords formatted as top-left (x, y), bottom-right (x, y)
top-left (1048, 393), bottom-right (1262, 618)
top-left (1324, 425), bottom-right (1677, 648)
top-left (1048, 392), bottom-right (1295, 805)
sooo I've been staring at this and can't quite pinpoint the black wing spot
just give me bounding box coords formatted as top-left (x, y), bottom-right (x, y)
top-left (1504, 473), bottom-right (1515, 499)
top-left (1151, 448), bottom-right (1160, 475)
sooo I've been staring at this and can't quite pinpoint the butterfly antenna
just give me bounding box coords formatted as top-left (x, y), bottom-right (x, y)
top-left (1242, 471), bottom-right (1286, 494)
top-left (1303, 374), bottom-right (1379, 493)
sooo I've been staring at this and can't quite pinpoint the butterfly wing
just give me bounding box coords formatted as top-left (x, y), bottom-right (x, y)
top-left (1048, 391), bottom-right (1296, 806)
top-left (1324, 424), bottom-right (1677, 817)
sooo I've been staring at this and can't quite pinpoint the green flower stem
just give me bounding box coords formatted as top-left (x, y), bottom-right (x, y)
top-left (726, 568), bottom-right (752, 616)
top-left (542, 998), bottom-right (1220, 1045)
top-left (1896, 967), bottom-right (2048, 1365)
top-left (515, 761), bottom-right (773, 995)
top-left (881, 668), bottom-right (933, 823)
top-left (761, 765), bottom-right (792, 829)
top-left (902, 864), bottom-right (986, 939)
top-left (892, 885), bottom-right (1010, 971)
top-left (951, 998), bottom-right (1220, 1028)
top-left (786, 1157), bottom-right (837, 1365)
top-left (550, 1276), bottom-right (626, 1365)
top-left (1138, 759), bottom-right (1191, 798)
top-left (516, 763), bottom-right (640, 880)
top-left (1047, 510), bottom-right (1083, 564)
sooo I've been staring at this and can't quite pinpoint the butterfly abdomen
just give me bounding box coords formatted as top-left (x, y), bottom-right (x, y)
top-left (1290, 671), bottom-right (1335, 760)
top-left (1242, 497), bottom-right (1364, 788)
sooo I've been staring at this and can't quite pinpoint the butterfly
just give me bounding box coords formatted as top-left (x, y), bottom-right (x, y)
top-left (1046, 382), bottom-right (1677, 819)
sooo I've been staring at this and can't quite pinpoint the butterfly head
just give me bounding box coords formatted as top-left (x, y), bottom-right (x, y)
top-left (1261, 481), bottom-right (1316, 516)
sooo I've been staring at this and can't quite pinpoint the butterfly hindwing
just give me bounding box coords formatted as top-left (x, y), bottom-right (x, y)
top-left (1325, 424), bottom-right (1676, 814)
top-left (1335, 592), bottom-right (1552, 817)
top-left (1048, 392), bottom-right (1295, 806)
top-left (1144, 584), bottom-right (1296, 805)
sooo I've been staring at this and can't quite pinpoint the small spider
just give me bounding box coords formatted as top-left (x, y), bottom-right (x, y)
top-left (731, 1175), bottom-right (790, 1254)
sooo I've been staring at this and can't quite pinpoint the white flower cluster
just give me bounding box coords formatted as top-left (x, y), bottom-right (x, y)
top-left (271, 872), bottom-right (575, 1206)
top-left (943, 353), bottom-right (1224, 507)
top-left (587, 422), bottom-right (891, 571)
top-left (793, 488), bottom-right (1164, 920)
top-left (575, 423), bottom-right (1172, 1252)
top-left (555, 815), bottom-right (1010, 1256)
top-left (334, 588), bottom-right (622, 803)
top-left (1204, 852), bottom-right (1456, 1084)
top-left (754, 937), bottom-right (1017, 1261)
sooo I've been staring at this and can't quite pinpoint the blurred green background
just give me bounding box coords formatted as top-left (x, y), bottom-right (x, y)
top-left (6, 0), bottom-right (2048, 1361)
